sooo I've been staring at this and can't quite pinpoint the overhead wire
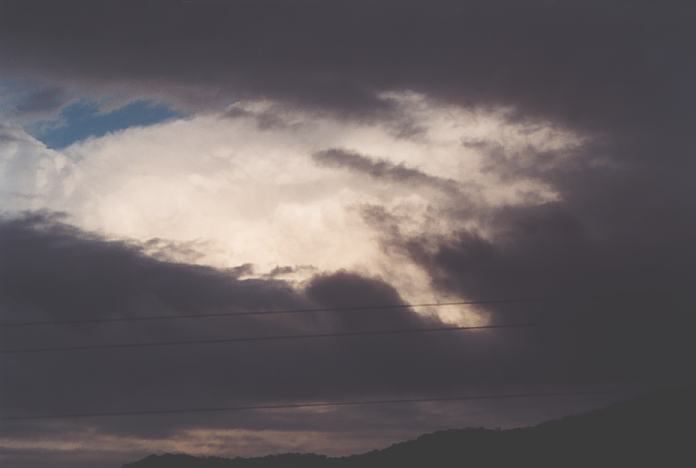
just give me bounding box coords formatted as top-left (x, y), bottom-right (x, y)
top-left (0, 390), bottom-right (608, 422)
top-left (0, 322), bottom-right (536, 354)
top-left (0, 298), bottom-right (540, 328)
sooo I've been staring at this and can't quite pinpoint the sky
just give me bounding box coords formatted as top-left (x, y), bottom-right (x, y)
top-left (1, 1), bottom-right (695, 467)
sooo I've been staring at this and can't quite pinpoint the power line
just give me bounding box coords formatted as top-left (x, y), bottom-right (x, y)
top-left (0, 298), bottom-right (540, 328)
top-left (0, 322), bottom-right (535, 355)
top-left (0, 390), bottom-right (605, 422)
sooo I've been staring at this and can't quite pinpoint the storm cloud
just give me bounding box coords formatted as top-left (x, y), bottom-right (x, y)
top-left (312, 148), bottom-right (461, 194)
top-left (0, 213), bottom-right (584, 466)
top-left (1, 1), bottom-right (695, 466)
top-left (0, 1), bottom-right (693, 130)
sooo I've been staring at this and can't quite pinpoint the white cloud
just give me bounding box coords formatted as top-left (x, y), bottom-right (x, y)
top-left (0, 94), bottom-right (582, 323)
top-left (0, 123), bottom-right (72, 210)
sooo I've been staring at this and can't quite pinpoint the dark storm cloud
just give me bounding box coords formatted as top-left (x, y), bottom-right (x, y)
top-left (371, 141), bottom-right (696, 387)
top-left (0, 213), bottom-right (558, 445)
top-left (11, 87), bottom-right (71, 118)
top-left (0, 0), bottom-right (690, 405)
top-left (224, 106), bottom-right (301, 131)
top-left (1, 1), bottom-right (695, 465)
top-left (313, 148), bottom-right (460, 194)
top-left (0, 212), bottom-right (305, 325)
top-left (1, 0), bottom-right (693, 132)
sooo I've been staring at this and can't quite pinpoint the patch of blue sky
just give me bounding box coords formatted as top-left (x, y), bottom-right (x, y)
top-left (32, 100), bottom-right (184, 149)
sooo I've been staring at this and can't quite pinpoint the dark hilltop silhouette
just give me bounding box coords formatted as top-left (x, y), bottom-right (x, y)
top-left (123, 386), bottom-right (696, 468)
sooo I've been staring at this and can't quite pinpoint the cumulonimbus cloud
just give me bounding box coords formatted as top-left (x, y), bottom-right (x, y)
top-left (1, 1), bottom-right (695, 466)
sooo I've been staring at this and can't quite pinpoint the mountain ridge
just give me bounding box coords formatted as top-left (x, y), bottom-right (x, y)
top-left (123, 386), bottom-right (696, 468)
